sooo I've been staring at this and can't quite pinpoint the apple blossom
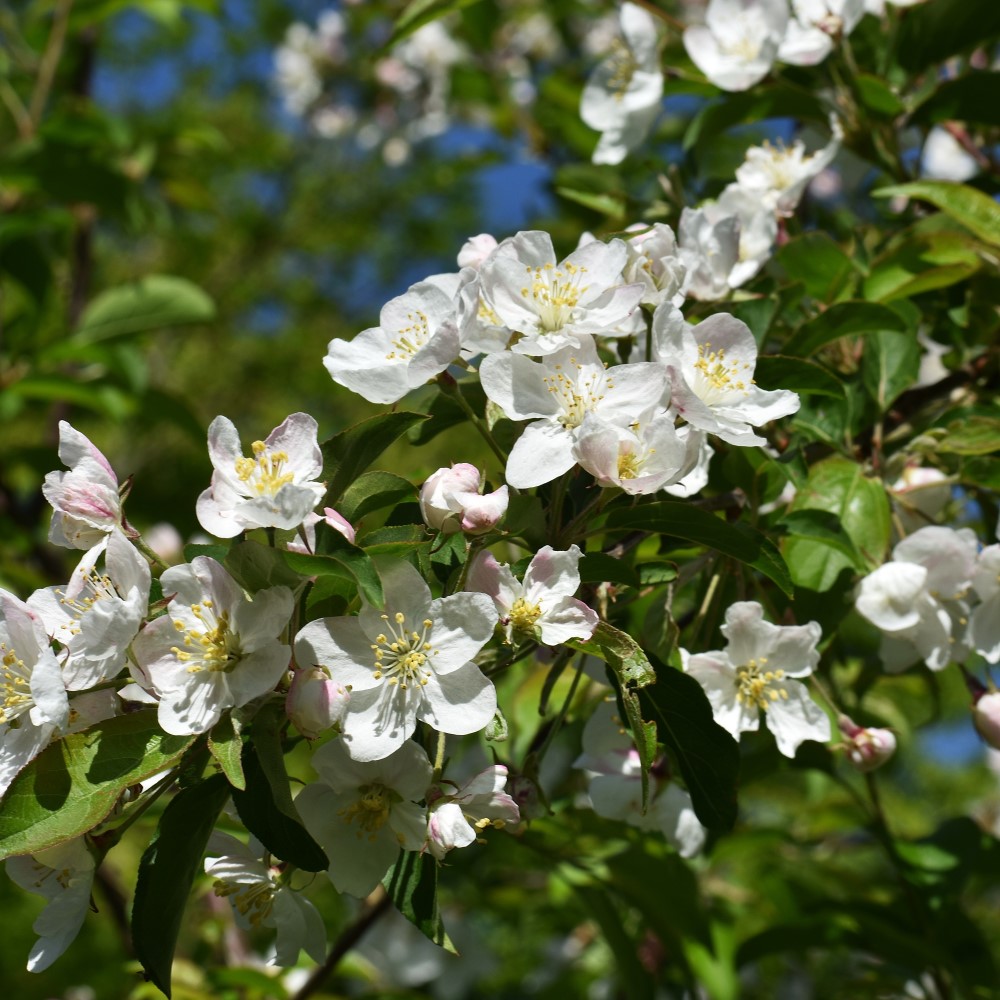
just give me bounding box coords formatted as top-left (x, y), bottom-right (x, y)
top-left (285, 665), bottom-right (351, 738)
top-left (579, 2), bottom-right (663, 165)
top-left (838, 715), bottom-right (896, 772)
top-left (42, 421), bottom-right (122, 550)
top-left (425, 764), bottom-right (520, 859)
top-left (28, 528), bottom-right (150, 690)
top-left (621, 223), bottom-right (687, 308)
top-left (420, 463), bottom-right (509, 535)
top-left (287, 506), bottom-right (355, 555)
top-left (6, 837), bottom-right (96, 973)
top-left (196, 412), bottom-right (326, 538)
top-left (477, 230), bottom-right (643, 356)
top-left (713, 184), bottom-right (779, 286)
top-left (457, 233), bottom-right (498, 270)
top-left (204, 832), bottom-right (326, 966)
top-left (324, 277), bottom-right (462, 403)
top-left (779, 0), bottom-right (865, 67)
top-left (921, 126), bottom-right (979, 182)
top-left (296, 738), bottom-right (432, 896)
top-left (467, 544), bottom-right (599, 645)
top-left (131, 557), bottom-right (294, 735)
top-left (969, 545), bottom-right (1000, 663)
top-left (480, 339), bottom-right (669, 488)
top-left (652, 308), bottom-right (800, 446)
top-left (294, 559), bottom-right (497, 761)
top-left (683, 601), bottom-right (830, 757)
top-left (683, 0), bottom-right (788, 92)
top-left (676, 206), bottom-right (741, 300)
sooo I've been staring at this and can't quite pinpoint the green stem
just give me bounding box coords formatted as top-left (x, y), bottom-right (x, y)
top-left (432, 730), bottom-right (448, 784)
top-left (441, 374), bottom-right (508, 467)
top-left (131, 534), bottom-right (170, 572)
top-left (532, 654), bottom-right (585, 770)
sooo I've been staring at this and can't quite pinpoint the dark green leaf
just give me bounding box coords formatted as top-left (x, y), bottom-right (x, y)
top-left (602, 502), bottom-right (793, 596)
top-left (896, 0), bottom-right (1000, 74)
top-left (773, 231), bottom-right (858, 302)
top-left (778, 509), bottom-right (865, 573)
top-left (74, 275), bottom-right (215, 343)
top-left (911, 73), bottom-right (1000, 126)
top-left (337, 471), bottom-right (416, 524)
top-left (132, 775), bottom-right (230, 998)
top-left (224, 540), bottom-right (303, 593)
top-left (755, 356), bottom-right (845, 399)
top-left (208, 714), bottom-right (245, 791)
top-left (873, 181), bottom-right (1000, 247)
top-left (640, 668), bottom-right (740, 832)
top-left (784, 302), bottom-right (907, 357)
top-left (579, 552), bottom-right (640, 588)
top-left (284, 530), bottom-right (384, 607)
top-left (937, 416), bottom-right (1000, 455)
top-left (855, 73), bottom-right (904, 116)
top-left (0, 711), bottom-right (194, 861)
top-left (862, 330), bottom-right (921, 411)
top-left (383, 850), bottom-right (457, 952)
top-left (322, 412), bottom-right (429, 506)
top-left (386, 0), bottom-right (483, 47)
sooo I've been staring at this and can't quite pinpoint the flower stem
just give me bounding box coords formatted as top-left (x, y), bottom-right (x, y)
top-left (131, 533), bottom-right (170, 572)
top-left (438, 373), bottom-right (508, 467)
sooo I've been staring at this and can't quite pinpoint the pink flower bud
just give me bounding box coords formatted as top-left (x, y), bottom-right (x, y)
top-left (457, 233), bottom-right (498, 270)
top-left (420, 464), bottom-right (508, 535)
top-left (973, 692), bottom-right (1000, 750)
top-left (287, 507), bottom-right (355, 555)
top-left (838, 715), bottom-right (896, 772)
top-left (285, 666), bottom-right (350, 739)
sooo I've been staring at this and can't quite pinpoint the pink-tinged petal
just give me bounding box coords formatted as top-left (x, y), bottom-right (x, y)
top-left (417, 660), bottom-right (497, 735)
top-left (537, 598), bottom-right (599, 645)
top-left (56, 421), bottom-right (116, 481)
top-left (523, 545), bottom-right (584, 602)
top-left (427, 802), bottom-right (477, 858)
top-left (764, 679), bottom-right (831, 757)
top-left (505, 421), bottom-right (577, 489)
top-left (467, 552), bottom-right (520, 613)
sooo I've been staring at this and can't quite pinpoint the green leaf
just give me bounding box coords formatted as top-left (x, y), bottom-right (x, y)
top-left (772, 231), bottom-right (858, 302)
top-left (385, 0), bottom-right (483, 48)
top-left (911, 73), bottom-right (1000, 127)
top-left (639, 668), bottom-right (740, 832)
top-left (208, 714), bottom-right (245, 791)
top-left (383, 851), bottom-right (457, 953)
top-left (937, 416), bottom-right (1000, 455)
top-left (873, 181), bottom-right (1000, 247)
top-left (579, 552), bottom-right (641, 589)
top-left (230, 742), bottom-right (328, 873)
top-left (862, 330), bottom-right (921, 411)
top-left (132, 774), bottom-right (230, 998)
top-left (782, 456), bottom-right (890, 591)
top-left (863, 226), bottom-right (983, 301)
top-left (895, 0), bottom-right (1000, 74)
top-left (224, 540), bottom-right (303, 593)
top-left (283, 529), bottom-right (384, 607)
top-left (74, 275), bottom-right (215, 343)
top-left (754, 356), bottom-right (845, 399)
top-left (322, 412), bottom-right (429, 506)
top-left (602, 502), bottom-right (793, 596)
top-left (337, 470), bottom-right (416, 524)
top-left (0, 711), bottom-right (194, 861)
top-left (409, 380), bottom-right (488, 446)
top-left (778, 509), bottom-right (865, 572)
top-left (854, 73), bottom-right (904, 116)
top-left (784, 302), bottom-right (907, 357)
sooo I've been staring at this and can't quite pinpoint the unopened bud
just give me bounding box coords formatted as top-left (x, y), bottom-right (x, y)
top-left (286, 666), bottom-right (350, 739)
top-left (420, 464), bottom-right (508, 535)
top-left (838, 715), bottom-right (897, 772)
top-left (973, 692), bottom-right (1000, 750)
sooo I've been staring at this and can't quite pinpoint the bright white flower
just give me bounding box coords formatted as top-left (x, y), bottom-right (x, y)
top-left (287, 507), bottom-right (356, 555)
top-left (296, 738), bottom-right (432, 897)
top-left (42, 421), bottom-right (121, 550)
top-left (478, 230), bottom-right (643, 357)
top-left (457, 233), bottom-right (499, 270)
top-left (683, 601), bottom-right (829, 757)
top-left (420, 464), bottom-right (509, 535)
top-left (575, 700), bottom-right (705, 857)
top-left (677, 206), bottom-right (741, 300)
top-left (205, 832), bottom-right (326, 966)
top-left (779, 0), bottom-right (865, 66)
top-left (622, 223), bottom-right (687, 308)
top-left (663, 425), bottom-right (715, 499)
top-left (652, 307), bottom-right (800, 446)
top-left (480, 339), bottom-right (669, 488)
top-left (196, 413), bottom-right (325, 539)
top-left (0, 591), bottom-right (69, 796)
top-left (921, 125), bottom-right (979, 182)
top-left (285, 665), bottom-right (350, 739)
top-left (579, 2), bottom-right (664, 165)
top-left (6, 836), bottom-right (96, 973)
top-left (684, 0), bottom-right (788, 92)
top-left (324, 278), bottom-right (461, 404)
top-left (28, 529), bottom-right (150, 691)
top-left (970, 545), bottom-right (1000, 663)
top-left (294, 560), bottom-right (497, 762)
top-left (838, 715), bottom-right (896, 772)
top-left (734, 121), bottom-right (843, 217)
top-left (467, 544), bottom-right (599, 645)
top-left (131, 557), bottom-right (293, 735)
top-left (713, 184), bottom-right (779, 287)
top-left (573, 411), bottom-right (689, 495)
top-left (426, 764), bottom-right (520, 860)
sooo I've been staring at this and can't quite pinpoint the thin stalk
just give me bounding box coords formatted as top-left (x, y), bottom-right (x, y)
top-left (0, 80), bottom-right (33, 136)
top-left (131, 534), bottom-right (170, 572)
top-left (432, 730), bottom-right (448, 784)
top-left (28, 0), bottom-right (74, 126)
top-left (442, 375), bottom-right (508, 466)
top-left (532, 654), bottom-right (585, 770)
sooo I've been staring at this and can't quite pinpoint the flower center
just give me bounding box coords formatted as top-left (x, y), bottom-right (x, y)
top-left (543, 360), bottom-right (611, 429)
top-left (371, 612), bottom-right (437, 689)
top-left (520, 262), bottom-right (590, 332)
top-left (57, 569), bottom-right (117, 638)
top-left (735, 657), bottom-right (787, 711)
top-left (0, 642), bottom-right (33, 725)
top-left (617, 450), bottom-right (643, 481)
top-left (234, 441), bottom-right (295, 497)
top-left (692, 341), bottom-right (752, 401)
top-left (386, 309), bottom-right (431, 360)
top-left (340, 782), bottom-right (394, 838)
top-left (214, 878), bottom-right (276, 927)
top-left (606, 37), bottom-right (638, 100)
top-left (171, 601), bottom-right (243, 674)
top-left (508, 596), bottom-right (542, 632)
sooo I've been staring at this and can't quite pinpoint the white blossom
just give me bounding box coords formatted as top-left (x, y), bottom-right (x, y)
top-left (579, 2), bottom-right (664, 165)
top-left (426, 765), bottom-right (520, 859)
top-left (296, 738), bottom-right (432, 897)
top-left (621, 223), bottom-right (687, 308)
top-left (683, 601), bottom-right (830, 757)
top-left (779, 0), bottom-right (865, 66)
top-left (970, 545), bottom-right (1000, 663)
top-left (294, 560), bottom-right (497, 761)
top-left (131, 557), bottom-right (293, 735)
top-left (42, 421), bottom-right (121, 550)
top-left (468, 544), bottom-right (599, 645)
top-left (921, 126), bottom-right (979, 182)
top-left (677, 206), bottom-right (741, 300)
